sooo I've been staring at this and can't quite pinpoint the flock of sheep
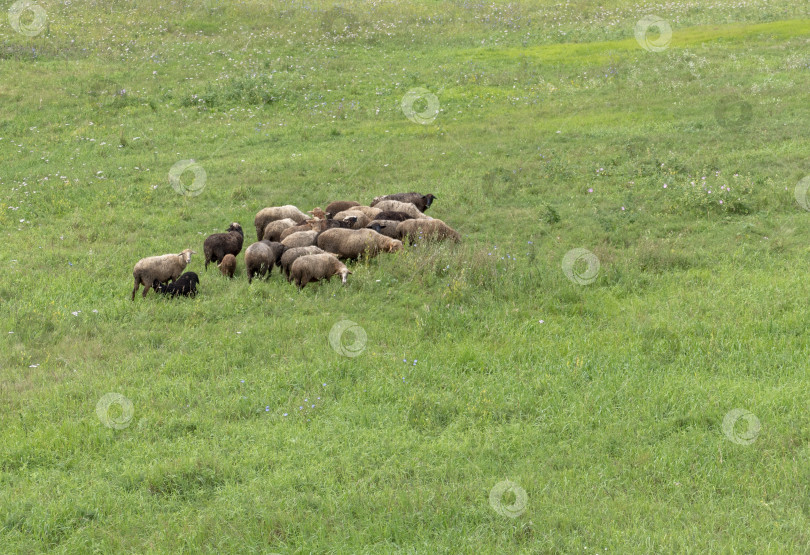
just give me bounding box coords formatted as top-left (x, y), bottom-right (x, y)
top-left (130, 192), bottom-right (461, 299)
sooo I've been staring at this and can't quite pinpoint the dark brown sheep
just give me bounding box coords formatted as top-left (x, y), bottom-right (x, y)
top-left (289, 253), bottom-right (351, 290)
top-left (218, 254), bottom-right (236, 278)
top-left (204, 223), bottom-right (244, 269)
top-left (324, 200), bottom-right (360, 217)
top-left (371, 193), bottom-right (436, 213)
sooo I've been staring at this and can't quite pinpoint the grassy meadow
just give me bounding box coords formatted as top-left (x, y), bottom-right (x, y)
top-left (3, 0), bottom-right (810, 552)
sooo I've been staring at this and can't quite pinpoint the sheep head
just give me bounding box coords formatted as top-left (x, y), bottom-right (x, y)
top-left (423, 194), bottom-right (436, 208)
top-left (340, 268), bottom-right (351, 283)
top-left (180, 249), bottom-right (196, 264)
top-left (386, 240), bottom-right (403, 253)
top-left (227, 222), bottom-right (243, 235)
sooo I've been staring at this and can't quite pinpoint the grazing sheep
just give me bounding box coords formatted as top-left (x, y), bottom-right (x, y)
top-left (131, 249), bottom-right (195, 300)
top-left (369, 200), bottom-right (431, 220)
top-left (154, 272), bottom-right (199, 298)
top-left (372, 210), bottom-right (413, 222)
top-left (281, 230), bottom-right (319, 248)
top-left (333, 209), bottom-right (372, 229)
top-left (280, 246), bottom-right (325, 279)
top-left (366, 220), bottom-right (400, 239)
top-left (324, 200), bottom-right (360, 217)
top-left (245, 240), bottom-right (286, 283)
top-left (308, 218), bottom-right (356, 233)
top-left (345, 205), bottom-right (382, 219)
top-left (290, 253), bottom-right (351, 290)
top-left (371, 193), bottom-right (436, 213)
top-left (218, 254), bottom-right (236, 278)
top-left (254, 205), bottom-right (309, 240)
top-left (317, 228), bottom-right (403, 260)
top-left (397, 218), bottom-right (461, 244)
top-left (262, 218), bottom-right (297, 242)
top-left (204, 223), bottom-right (244, 269)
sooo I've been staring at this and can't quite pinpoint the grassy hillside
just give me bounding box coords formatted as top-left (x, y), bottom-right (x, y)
top-left (3, 0), bottom-right (810, 552)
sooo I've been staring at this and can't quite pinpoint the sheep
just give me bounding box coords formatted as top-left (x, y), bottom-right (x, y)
top-left (324, 200), bottom-right (360, 217)
top-left (244, 240), bottom-right (286, 283)
top-left (372, 211), bottom-right (413, 222)
top-left (307, 218), bottom-right (356, 233)
top-left (290, 253), bottom-right (351, 290)
top-left (218, 254), bottom-right (236, 278)
top-left (254, 205), bottom-right (309, 240)
top-left (262, 218), bottom-right (297, 242)
top-left (153, 272), bottom-right (199, 298)
top-left (366, 220), bottom-right (400, 239)
top-left (344, 205), bottom-right (382, 219)
top-left (204, 223), bottom-right (244, 269)
top-left (281, 230), bottom-right (319, 248)
top-left (317, 228), bottom-right (403, 260)
top-left (309, 207), bottom-right (327, 219)
top-left (131, 249), bottom-right (195, 300)
top-left (371, 193), bottom-right (436, 213)
top-left (397, 218), bottom-right (461, 244)
top-left (332, 209), bottom-right (373, 229)
top-left (369, 200), bottom-right (431, 220)
top-left (280, 246), bottom-right (325, 279)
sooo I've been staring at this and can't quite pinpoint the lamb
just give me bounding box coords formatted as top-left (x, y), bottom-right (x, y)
top-left (332, 209), bottom-right (373, 229)
top-left (218, 254), bottom-right (236, 278)
top-left (254, 205), bottom-right (309, 240)
top-left (371, 193), bottom-right (436, 213)
top-left (280, 246), bottom-right (326, 279)
top-left (317, 228), bottom-right (403, 260)
top-left (366, 220), bottom-right (400, 239)
top-left (397, 218), bottom-right (461, 244)
top-left (372, 211), bottom-right (413, 222)
top-left (324, 200), bottom-right (360, 217)
top-left (244, 240), bottom-right (286, 283)
top-left (154, 272), bottom-right (199, 298)
top-left (262, 218), bottom-right (297, 242)
top-left (204, 223), bottom-right (244, 269)
top-left (369, 200), bottom-right (431, 220)
top-left (309, 207), bottom-right (327, 219)
top-left (290, 253), bottom-right (351, 290)
top-left (281, 230), bottom-right (319, 248)
top-left (131, 249), bottom-right (195, 300)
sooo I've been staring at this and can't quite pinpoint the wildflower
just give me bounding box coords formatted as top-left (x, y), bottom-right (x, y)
top-left (265, 406), bottom-right (269, 411)
top-left (663, 184), bottom-right (667, 188)
top-left (283, 413), bottom-right (288, 417)
top-left (621, 206), bottom-right (625, 211)
top-left (587, 188), bottom-right (593, 193)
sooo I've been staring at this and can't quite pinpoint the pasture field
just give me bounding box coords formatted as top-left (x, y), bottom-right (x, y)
top-left (3, 0), bottom-right (810, 552)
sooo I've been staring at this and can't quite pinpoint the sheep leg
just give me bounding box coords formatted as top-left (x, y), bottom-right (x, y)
top-left (131, 279), bottom-right (140, 300)
top-left (142, 283), bottom-right (151, 298)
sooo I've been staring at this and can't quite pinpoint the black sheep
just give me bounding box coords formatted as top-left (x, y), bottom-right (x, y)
top-left (203, 222), bottom-right (244, 269)
top-left (372, 211), bottom-right (413, 222)
top-left (154, 272), bottom-right (199, 297)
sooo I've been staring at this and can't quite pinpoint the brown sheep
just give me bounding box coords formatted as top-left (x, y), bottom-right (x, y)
top-left (132, 249), bottom-right (195, 300)
top-left (204, 223), bottom-right (244, 269)
top-left (332, 209), bottom-right (372, 229)
top-left (397, 219), bottom-right (461, 244)
top-left (372, 211), bottom-right (413, 222)
top-left (325, 200), bottom-right (360, 216)
top-left (371, 193), bottom-right (436, 213)
top-left (317, 228), bottom-right (403, 260)
top-left (369, 200), bottom-right (430, 220)
top-left (279, 220), bottom-right (316, 241)
top-left (345, 205), bottom-right (382, 219)
top-left (309, 207), bottom-right (327, 219)
top-left (280, 246), bottom-right (326, 279)
top-left (254, 205), bottom-right (309, 241)
top-left (218, 254), bottom-right (236, 278)
top-left (366, 220), bottom-right (400, 239)
top-left (281, 230), bottom-right (319, 248)
top-left (290, 253), bottom-right (351, 290)
top-left (262, 218), bottom-right (297, 242)
top-left (244, 240), bottom-right (286, 283)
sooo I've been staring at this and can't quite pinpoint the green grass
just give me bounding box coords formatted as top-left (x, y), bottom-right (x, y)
top-left (3, 0), bottom-right (810, 552)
